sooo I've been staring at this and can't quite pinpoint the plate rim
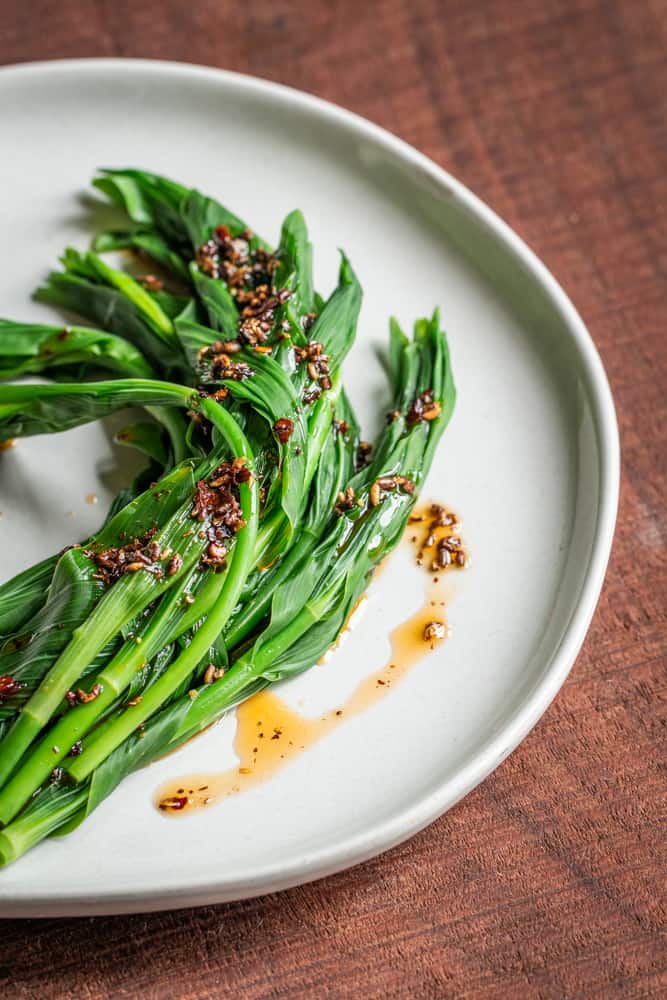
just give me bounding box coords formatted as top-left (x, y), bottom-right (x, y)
top-left (0, 57), bottom-right (620, 916)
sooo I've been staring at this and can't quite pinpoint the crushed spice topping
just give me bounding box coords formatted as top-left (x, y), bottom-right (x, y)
top-left (210, 354), bottom-right (255, 381)
top-left (65, 684), bottom-right (103, 707)
top-left (423, 620), bottom-right (446, 645)
top-left (85, 530), bottom-right (163, 586)
top-left (202, 339), bottom-right (242, 357)
top-left (370, 476), bottom-right (416, 507)
top-left (409, 503), bottom-right (469, 572)
top-left (191, 458), bottom-right (249, 568)
top-left (295, 340), bottom-right (331, 396)
top-left (238, 288), bottom-right (292, 346)
top-left (335, 486), bottom-right (358, 515)
top-left (407, 389), bottom-right (442, 425)
top-left (356, 440), bottom-right (373, 469)
top-left (167, 553), bottom-right (183, 576)
top-left (302, 386), bottom-right (321, 406)
top-left (203, 664), bottom-right (225, 684)
top-left (196, 226), bottom-right (264, 283)
top-left (196, 226), bottom-right (291, 349)
top-left (194, 387), bottom-right (229, 405)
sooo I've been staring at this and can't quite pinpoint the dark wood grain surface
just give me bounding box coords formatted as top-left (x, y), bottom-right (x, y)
top-left (1, 1), bottom-right (666, 996)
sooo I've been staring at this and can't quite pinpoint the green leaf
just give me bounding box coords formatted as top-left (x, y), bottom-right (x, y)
top-left (219, 351), bottom-right (308, 536)
top-left (0, 461), bottom-right (197, 704)
top-left (0, 378), bottom-right (190, 441)
top-left (275, 210), bottom-right (314, 315)
top-left (173, 300), bottom-right (217, 370)
top-left (308, 252), bottom-right (362, 370)
top-left (0, 319), bottom-right (154, 380)
top-left (92, 230), bottom-right (190, 281)
top-left (181, 188), bottom-right (251, 251)
top-left (94, 169), bottom-right (189, 248)
top-left (35, 273), bottom-right (186, 380)
top-left (0, 556), bottom-right (59, 638)
top-left (189, 265), bottom-right (238, 338)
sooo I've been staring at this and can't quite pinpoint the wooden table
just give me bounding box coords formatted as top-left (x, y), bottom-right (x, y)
top-left (1, 1), bottom-right (665, 996)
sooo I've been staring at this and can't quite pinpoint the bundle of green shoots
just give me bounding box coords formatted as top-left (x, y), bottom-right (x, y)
top-left (0, 169), bottom-right (455, 866)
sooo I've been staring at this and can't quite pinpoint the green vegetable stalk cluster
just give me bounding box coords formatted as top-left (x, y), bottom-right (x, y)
top-left (0, 168), bottom-right (455, 866)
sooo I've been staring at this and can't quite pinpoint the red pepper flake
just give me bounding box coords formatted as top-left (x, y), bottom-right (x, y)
top-left (158, 796), bottom-right (189, 811)
top-left (0, 674), bottom-right (21, 700)
top-left (273, 418), bottom-right (294, 443)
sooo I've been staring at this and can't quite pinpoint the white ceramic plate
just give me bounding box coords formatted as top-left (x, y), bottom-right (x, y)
top-left (0, 59), bottom-right (618, 916)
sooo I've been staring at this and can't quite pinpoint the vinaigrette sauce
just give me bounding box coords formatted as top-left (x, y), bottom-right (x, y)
top-left (155, 503), bottom-right (467, 816)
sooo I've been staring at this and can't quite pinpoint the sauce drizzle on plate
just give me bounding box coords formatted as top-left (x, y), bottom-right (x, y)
top-left (155, 503), bottom-right (467, 816)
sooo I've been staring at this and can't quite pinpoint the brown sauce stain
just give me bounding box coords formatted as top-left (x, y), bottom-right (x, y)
top-left (0, 439), bottom-right (16, 452)
top-left (85, 492), bottom-right (98, 505)
top-left (155, 502), bottom-right (467, 817)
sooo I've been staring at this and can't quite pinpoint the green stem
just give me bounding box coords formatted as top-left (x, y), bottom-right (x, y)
top-left (0, 381), bottom-right (198, 790)
top-left (0, 786), bottom-right (88, 867)
top-left (0, 519), bottom-right (200, 796)
top-left (145, 404), bottom-right (189, 465)
top-left (67, 398), bottom-right (258, 783)
top-left (171, 584), bottom-right (340, 743)
top-left (303, 374), bottom-right (340, 488)
top-left (163, 571), bottom-right (225, 638)
top-left (0, 573), bottom-right (194, 825)
top-left (224, 527), bottom-right (318, 649)
top-left (252, 375), bottom-right (339, 567)
top-left (89, 255), bottom-right (175, 341)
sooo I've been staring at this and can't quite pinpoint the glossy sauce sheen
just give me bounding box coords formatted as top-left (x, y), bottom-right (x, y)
top-left (155, 503), bottom-right (466, 816)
